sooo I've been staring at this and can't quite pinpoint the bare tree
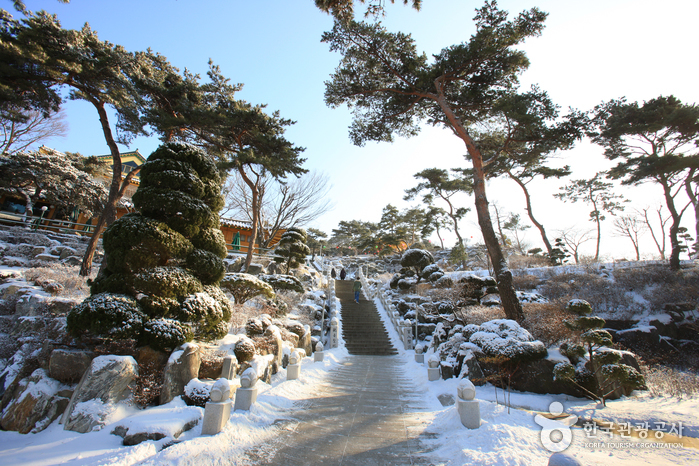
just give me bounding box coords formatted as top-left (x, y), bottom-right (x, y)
top-left (557, 227), bottom-right (594, 265)
top-left (1, 109), bottom-right (68, 155)
top-left (222, 170), bottom-right (333, 248)
top-left (639, 206), bottom-right (671, 260)
top-left (612, 215), bottom-right (646, 261)
top-left (503, 213), bottom-right (530, 256)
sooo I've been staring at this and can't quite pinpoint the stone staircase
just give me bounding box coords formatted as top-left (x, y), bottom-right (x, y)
top-left (335, 279), bottom-right (397, 356)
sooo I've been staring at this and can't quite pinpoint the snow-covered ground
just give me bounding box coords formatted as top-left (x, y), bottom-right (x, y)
top-left (1, 267), bottom-right (698, 465)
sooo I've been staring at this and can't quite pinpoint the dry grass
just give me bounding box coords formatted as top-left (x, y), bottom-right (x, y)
top-left (512, 274), bottom-right (542, 290)
top-left (454, 305), bottom-right (506, 325)
top-left (643, 363), bottom-right (699, 400)
top-left (537, 272), bottom-right (637, 318)
top-left (22, 265), bottom-right (93, 299)
top-left (613, 265), bottom-right (699, 312)
top-left (522, 300), bottom-right (576, 347)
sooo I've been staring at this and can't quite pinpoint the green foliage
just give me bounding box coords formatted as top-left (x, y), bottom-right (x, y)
top-left (556, 300), bottom-right (646, 405)
top-left (102, 213), bottom-right (194, 273)
top-left (220, 273), bottom-right (276, 305)
top-left (133, 266), bottom-right (204, 299)
top-left (259, 274), bottom-right (305, 293)
top-left (67, 293), bottom-right (145, 340)
top-left (68, 143), bottom-right (231, 348)
top-left (274, 227), bottom-right (311, 273)
top-left (566, 299), bottom-right (593, 315)
top-left (140, 319), bottom-right (193, 351)
top-left (185, 249), bottom-right (226, 285)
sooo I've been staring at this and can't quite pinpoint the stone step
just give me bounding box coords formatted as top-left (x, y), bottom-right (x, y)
top-left (334, 279), bottom-right (397, 356)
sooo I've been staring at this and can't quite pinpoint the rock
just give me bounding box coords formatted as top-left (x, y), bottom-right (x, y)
top-left (458, 349), bottom-right (486, 386)
top-left (111, 406), bottom-right (201, 446)
top-left (548, 452), bottom-right (583, 466)
top-left (614, 326), bottom-right (661, 352)
top-left (62, 256), bottom-right (82, 267)
top-left (62, 355), bottom-right (139, 433)
top-left (160, 343), bottom-right (201, 405)
top-left (49, 349), bottom-right (94, 383)
top-left (245, 263), bottom-right (264, 275)
top-left (14, 294), bottom-right (47, 316)
top-left (45, 297), bottom-right (80, 315)
top-left (0, 368), bottom-right (70, 433)
top-left (507, 358), bottom-right (585, 397)
top-left (34, 254), bottom-right (60, 263)
top-left (298, 325), bottom-right (313, 356)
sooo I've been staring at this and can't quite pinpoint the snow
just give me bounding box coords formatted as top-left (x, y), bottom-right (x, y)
top-left (1, 268), bottom-right (698, 464)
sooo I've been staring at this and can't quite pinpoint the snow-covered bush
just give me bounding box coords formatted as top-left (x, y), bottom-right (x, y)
top-left (259, 274), bottom-right (304, 293)
top-left (67, 143), bottom-right (231, 351)
top-left (553, 299), bottom-right (646, 405)
top-left (273, 227), bottom-right (310, 273)
top-left (220, 273), bottom-right (275, 305)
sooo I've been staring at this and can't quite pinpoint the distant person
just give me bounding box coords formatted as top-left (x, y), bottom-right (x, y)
top-left (353, 278), bottom-right (362, 303)
top-left (340, 268), bottom-right (346, 280)
top-left (331, 268), bottom-right (336, 279)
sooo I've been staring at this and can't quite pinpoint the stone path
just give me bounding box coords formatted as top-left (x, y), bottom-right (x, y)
top-left (245, 280), bottom-right (443, 465)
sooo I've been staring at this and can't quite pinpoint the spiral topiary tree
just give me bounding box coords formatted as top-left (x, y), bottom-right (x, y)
top-left (553, 299), bottom-right (646, 406)
top-left (273, 227), bottom-right (310, 273)
top-left (67, 142), bottom-right (232, 351)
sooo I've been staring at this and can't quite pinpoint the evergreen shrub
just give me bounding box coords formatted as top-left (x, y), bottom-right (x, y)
top-left (67, 142), bottom-right (230, 351)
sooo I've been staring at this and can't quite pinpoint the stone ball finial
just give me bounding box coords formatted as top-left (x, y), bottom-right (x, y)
top-left (415, 345), bottom-right (424, 355)
top-left (241, 367), bottom-right (258, 388)
top-left (316, 342), bottom-right (324, 352)
top-left (457, 379), bottom-right (476, 401)
top-left (331, 317), bottom-right (339, 326)
top-left (427, 356), bottom-right (440, 369)
top-left (290, 350), bottom-right (300, 365)
top-left (210, 378), bottom-right (231, 402)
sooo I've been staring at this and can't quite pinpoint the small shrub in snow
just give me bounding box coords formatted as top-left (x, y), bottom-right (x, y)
top-left (220, 273), bottom-right (275, 305)
top-left (67, 293), bottom-right (146, 341)
top-left (273, 228), bottom-right (310, 274)
top-left (183, 378), bottom-right (212, 407)
top-left (556, 300), bottom-right (646, 406)
top-left (234, 336), bottom-right (257, 363)
top-left (259, 274), bottom-right (304, 293)
top-left (140, 319), bottom-right (193, 351)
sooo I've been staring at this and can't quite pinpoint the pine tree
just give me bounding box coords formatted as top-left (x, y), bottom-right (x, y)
top-left (67, 143), bottom-right (231, 351)
top-left (273, 227), bottom-right (310, 274)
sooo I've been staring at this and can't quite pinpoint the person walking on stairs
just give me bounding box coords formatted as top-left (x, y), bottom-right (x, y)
top-left (353, 277), bottom-right (362, 303)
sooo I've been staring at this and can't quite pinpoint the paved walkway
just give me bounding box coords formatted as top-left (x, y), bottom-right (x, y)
top-left (245, 281), bottom-right (443, 465)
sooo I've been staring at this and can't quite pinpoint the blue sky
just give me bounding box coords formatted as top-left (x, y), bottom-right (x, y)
top-left (14, 0), bottom-right (699, 259)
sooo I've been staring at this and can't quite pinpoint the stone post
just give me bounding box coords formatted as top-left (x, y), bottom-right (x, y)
top-left (427, 356), bottom-right (441, 381)
top-left (414, 345), bottom-right (425, 364)
top-left (233, 368), bottom-right (258, 411)
top-left (456, 379), bottom-right (480, 429)
top-left (401, 320), bottom-right (412, 350)
top-left (330, 317), bottom-right (339, 348)
top-left (314, 342), bottom-right (324, 362)
top-left (221, 355), bottom-right (238, 380)
top-left (201, 378), bottom-right (232, 435)
top-left (287, 351), bottom-right (301, 380)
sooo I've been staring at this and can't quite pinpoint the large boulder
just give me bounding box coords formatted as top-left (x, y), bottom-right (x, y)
top-left (49, 349), bottom-right (94, 384)
top-left (61, 355), bottom-right (139, 433)
top-left (0, 368), bottom-right (71, 433)
top-left (160, 343), bottom-right (201, 405)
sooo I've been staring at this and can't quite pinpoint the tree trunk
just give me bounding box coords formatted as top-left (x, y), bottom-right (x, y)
top-left (80, 102), bottom-right (123, 277)
top-left (660, 175), bottom-right (684, 270)
top-left (507, 171), bottom-right (553, 255)
top-left (435, 90), bottom-right (523, 322)
top-left (685, 169), bottom-right (698, 259)
top-left (239, 167), bottom-right (259, 273)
